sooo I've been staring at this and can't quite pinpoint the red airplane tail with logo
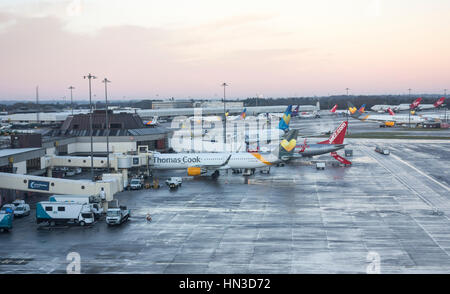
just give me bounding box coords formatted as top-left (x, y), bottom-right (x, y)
top-left (410, 97), bottom-right (422, 109)
top-left (330, 104), bottom-right (337, 113)
top-left (434, 97), bottom-right (445, 108)
top-left (387, 108), bottom-right (395, 116)
top-left (318, 121), bottom-right (348, 145)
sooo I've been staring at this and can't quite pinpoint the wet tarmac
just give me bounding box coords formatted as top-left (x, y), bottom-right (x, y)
top-left (0, 138), bottom-right (449, 273)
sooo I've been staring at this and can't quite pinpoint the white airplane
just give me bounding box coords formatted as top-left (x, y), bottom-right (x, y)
top-left (371, 104), bottom-right (396, 113)
top-left (417, 97), bottom-right (445, 111)
top-left (143, 116), bottom-right (159, 126)
top-left (349, 103), bottom-right (425, 127)
top-left (153, 129), bottom-right (298, 179)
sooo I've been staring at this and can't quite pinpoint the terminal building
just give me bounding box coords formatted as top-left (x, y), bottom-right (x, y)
top-left (0, 111), bottom-right (172, 175)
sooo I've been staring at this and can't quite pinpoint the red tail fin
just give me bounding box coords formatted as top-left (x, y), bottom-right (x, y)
top-left (331, 152), bottom-right (352, 165)
top-left (387, 108), bottom-right (395, 116)
top-left (318, 121), bottom-right (348, 144)
top-left (330, 104), bottom-right (337, 113)
top-left (434, 97), bottom-right (445, 107)
top-left (410, 97), bottom-right (422, 109)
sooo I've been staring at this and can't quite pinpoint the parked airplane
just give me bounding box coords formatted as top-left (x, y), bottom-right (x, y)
top-left (417, 97), bottom-right (445, 111)
top-left (288, 121), bottom-right (351, 164)
top-left (258, 105), bottom-right (293, 121)
top-left (328, 104), bottom-right (349, 115)
top-left (291, 105), bottom-right (300, 117)
top-left (372, 97), bottom-right (426, 113)
top-left (153, 129), bottom-right (298, 179)
top-left (144, 116), bottom-right (159, 126)
top-left (348, 102), bottom-right (425, 127)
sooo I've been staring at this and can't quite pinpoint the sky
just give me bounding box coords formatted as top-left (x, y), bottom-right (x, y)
top-left (0, 0), bottom-right (449, 101)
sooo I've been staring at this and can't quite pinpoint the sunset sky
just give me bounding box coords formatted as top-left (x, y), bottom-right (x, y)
top-left (0, 0), bottom-right (449, 100)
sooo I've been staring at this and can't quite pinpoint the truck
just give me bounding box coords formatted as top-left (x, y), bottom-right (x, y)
top-left (165, 177), bottom-right (182, 189)
top-left (36, 202), bottom-right (95, 227)
top-left (129, 178), bottom-right (143, 190)
top-left (12, 200), bottom-right (30, 217)
top-left (0, 212), bottom-right (13, 232)
top-left (316, 162), bottom-right (326, 170)
top-left (48, 195), bottom-right (103, 217)
top-left (106, 205), bottom-right (130, 226)
top-left (375, 145), bottom-right (390, 155)
top-left (0, 204), bottom-right (15, 219)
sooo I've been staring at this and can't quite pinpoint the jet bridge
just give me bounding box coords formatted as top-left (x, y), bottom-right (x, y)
top-left (0, 172), bottom-right (122, 202)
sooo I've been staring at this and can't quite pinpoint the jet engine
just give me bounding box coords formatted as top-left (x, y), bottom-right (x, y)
top-left (187, 167), bottom-right (202, 176)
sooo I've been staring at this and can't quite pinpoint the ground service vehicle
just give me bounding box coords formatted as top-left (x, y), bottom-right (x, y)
top-left (316, 162), bottom-right (326, 170)
top-left (375, 146), bottom-right (390, 155)
top-left (48, 195), bottom-right (103, 217)
top-left (0, 204), bottom-right (15, 219)
top-left (106, 205), bottom-right (130, 226)
top-left (129, 178), bottom-right (143, 190)
top-left (165, 177), bottom-right (182, 189)
top-left (12, 200), bottom-right (30, 217)
top-left (36, 202), bottom-right (94, 227)
top-left (0, 212), bottom-right (13, 232)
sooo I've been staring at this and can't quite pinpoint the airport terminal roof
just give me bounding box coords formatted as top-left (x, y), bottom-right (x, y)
top-left (0, 148), bottom-right (41, 158)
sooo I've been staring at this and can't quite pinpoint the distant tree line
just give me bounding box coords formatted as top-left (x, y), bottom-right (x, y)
top-left (1, 95), bottom-right (447, 113)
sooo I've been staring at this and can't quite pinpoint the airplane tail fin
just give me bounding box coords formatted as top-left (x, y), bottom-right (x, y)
top-left (276, 129), bottom-right (298, 160)
top-left (240, 108), bottom-right (247, 119)
top-left (358, 104), bottom-right (366, 113)
top-left (410, 97), bottom-right (422, 109)
top-left (318, 121), bottom-right (348, 144)
top-left (434, 97), bottom-right (445, 108)
top-left (347, 102), bottom-right (362, 118)
top-left (388, 108), bottom-right (395, 116)
top-left (330, 104), bottom-right (337, 113)
top-left (278, 105), bottom-right (292, 131)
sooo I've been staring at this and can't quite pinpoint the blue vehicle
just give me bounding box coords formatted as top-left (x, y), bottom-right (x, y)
top-left (0, 212), bottom-right (13, 232)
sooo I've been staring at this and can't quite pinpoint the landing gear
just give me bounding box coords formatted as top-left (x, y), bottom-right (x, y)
top-left (211, 170), bottom-right (220, 180)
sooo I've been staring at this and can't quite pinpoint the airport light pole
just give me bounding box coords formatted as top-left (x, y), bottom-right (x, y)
top-left (68, 86), bottom-right (75, 115)
top-left (222, 82), bottom-right (228, 151)
top-left (445, 89), bottom-right (448, 122)
top-left (408, 88), bottom-right (412, 128)
top-left (84, 73), bottom-right (96, 182)
top-left (102, 78), bottom-right (111, 172)
top-left (345, 88), bottom-right (350, 134)
top-left (35, 86), bottom-right (39, 124)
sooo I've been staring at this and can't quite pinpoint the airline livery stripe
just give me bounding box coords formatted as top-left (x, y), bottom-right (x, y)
top-left (250, 153), bottom-right (272, 165)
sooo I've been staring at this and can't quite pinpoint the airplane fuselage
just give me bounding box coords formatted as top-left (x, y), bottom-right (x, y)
top-left (151, 152), bottom-right (278, 170)
top-left (295, 144), bottom-right (346, 157)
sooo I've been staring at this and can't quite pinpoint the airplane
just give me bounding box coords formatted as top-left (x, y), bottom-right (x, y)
top-left (348, 102), bottom-right (425, 127)
top-left (371, 97), bottom-right (423, 113)
top-left (152, 129), bottom-right (298, 179)
top-left (328, 104), bottom-right (349, 115)
top-left (226, 108), bottom-right (247, 121)
top-left (258, 105), bottom-right (293, 121)
top-left (370, 104), bottom-right (396, 113)
top-left (291, 105), bottom-right (300, 117)
top-left (417, 97), bottom-right (445, 111)
top-left (143, 116), bottom-right (159, 126)
top-left (288, 121), bottom-right (351, 164)
top-left (221, 105), bottom-right (293, 145)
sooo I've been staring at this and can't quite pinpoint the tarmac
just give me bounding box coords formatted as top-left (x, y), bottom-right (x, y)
top-left (0, 136), bottom-right (449, 273)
